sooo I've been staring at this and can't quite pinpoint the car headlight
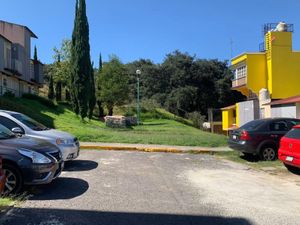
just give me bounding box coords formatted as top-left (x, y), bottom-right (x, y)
top-left (56, 138), bottom-right (73, 145)
top-left (17, 148), bottom-right (52, 164)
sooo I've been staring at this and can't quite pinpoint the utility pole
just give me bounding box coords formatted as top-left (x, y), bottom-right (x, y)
top-left (136, 69), bottom-right (141, 125)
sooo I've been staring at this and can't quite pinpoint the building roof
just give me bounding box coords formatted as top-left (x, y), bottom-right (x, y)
top-left (0, 34), bottom-right (12, 43)
top-left (0, 20), bottom-right (38, 38)
top-left (269, 95), bottom-right (300, 106)
top-left (221, 104), bottom-right (236, 110)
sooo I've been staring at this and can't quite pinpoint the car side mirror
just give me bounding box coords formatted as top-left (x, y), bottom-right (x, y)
top-left (11, 127), bottom-right (24, 134)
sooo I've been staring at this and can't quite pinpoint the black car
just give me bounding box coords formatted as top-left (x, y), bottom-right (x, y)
top-left (228, 118), bottom-right (300, 161)
top-left (0, 124), bottom-right (63, 195)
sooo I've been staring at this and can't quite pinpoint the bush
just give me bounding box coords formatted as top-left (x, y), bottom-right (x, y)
top-left (22, 94), bottom-right (56, 108)
top-left (3, 91), bottom-right (15, 98)
top-left (186, 111), bottom-right (206, 129)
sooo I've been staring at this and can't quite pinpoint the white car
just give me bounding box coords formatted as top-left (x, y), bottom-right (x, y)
top-left (0, 110), bottom-right (80, 161)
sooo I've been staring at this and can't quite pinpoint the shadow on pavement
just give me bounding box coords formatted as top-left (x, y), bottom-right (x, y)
top-left (1, 208), bottom-right (253, 225)
top-left (64, 160), bottom-right (99, 172)
top-left (27, 177), bottom-right (89, 200)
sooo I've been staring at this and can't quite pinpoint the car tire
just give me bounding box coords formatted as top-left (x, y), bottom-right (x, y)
top-left (284, 163), bottom-right (300, 175)
top-left (2, 163), bottom-right (23, 195)
top-left (260, 146), bottom-right (277, 161)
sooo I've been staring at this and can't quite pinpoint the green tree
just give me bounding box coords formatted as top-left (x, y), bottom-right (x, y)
top-left (48, 75), bottom-right (55, 100)
top-left (33, 46), bottom-right (38, 62)
top-left (70, 0), bottom-right (95, 119)
top-left (98, 56), bottom-right (129, 116)
top-left (96, 53), bottom-right (104, 118)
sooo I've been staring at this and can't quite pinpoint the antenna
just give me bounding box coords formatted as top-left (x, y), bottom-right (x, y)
top-left (230, 38), bottom-right (233, 59)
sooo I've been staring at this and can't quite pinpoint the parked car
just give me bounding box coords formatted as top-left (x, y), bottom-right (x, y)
top-left (0, 124), bottom-right (63, 195)
top-left (228, 118), bottom-right (300, 161)
top-left (278, 125), bottom-right (300, 173)
top-left (0, 111), bottom-right (80, 161)
top-left (0, 157), bottom-right (6, 194)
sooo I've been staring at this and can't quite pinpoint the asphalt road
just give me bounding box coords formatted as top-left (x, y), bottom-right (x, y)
top-left (1, 150), bottom-right (300, 225)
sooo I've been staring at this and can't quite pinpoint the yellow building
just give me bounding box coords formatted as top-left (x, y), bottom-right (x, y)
top-left (222, 22), bottom-right (300, 131)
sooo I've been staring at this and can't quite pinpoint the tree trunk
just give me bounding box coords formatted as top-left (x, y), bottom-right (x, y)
top-left (65, 89), bottom-right (71, 101)
top-left (55, 81), bottom-right (62, 101)
top-left (108, 106), bottom-right (113, 116)
top-left (97, 100), bottom-right (104, 118)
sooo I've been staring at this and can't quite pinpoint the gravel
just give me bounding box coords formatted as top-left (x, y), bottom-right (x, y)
top-left (1, 150), bottom-right (300, 225)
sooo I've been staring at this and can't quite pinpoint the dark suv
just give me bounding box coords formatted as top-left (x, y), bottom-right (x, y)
top-left (228, 118), bottom-right (300, 161)
top-left (0, 124), bottom-right (63, 195)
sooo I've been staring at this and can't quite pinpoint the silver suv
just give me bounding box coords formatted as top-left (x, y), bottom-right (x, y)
top-left (0, 110), bottom-right (80, 161)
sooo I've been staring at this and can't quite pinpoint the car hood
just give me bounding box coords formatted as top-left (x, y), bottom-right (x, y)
top-left (32, 129), bottom-right (75, 140)
top-left (0, 136), bottom-right (59, 153)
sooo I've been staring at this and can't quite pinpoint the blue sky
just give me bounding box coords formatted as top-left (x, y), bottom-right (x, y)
top-left (2, 0), bottom-right (300, 65)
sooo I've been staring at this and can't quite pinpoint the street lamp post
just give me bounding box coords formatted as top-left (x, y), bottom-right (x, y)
top-left (136, 69), bottom-right (141, 125)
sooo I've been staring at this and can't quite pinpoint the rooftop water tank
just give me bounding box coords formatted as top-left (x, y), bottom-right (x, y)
top-left (275, 22), bottom-right (288, 32)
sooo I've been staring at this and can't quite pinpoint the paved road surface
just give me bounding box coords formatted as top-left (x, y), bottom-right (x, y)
top-left (1, 150), bottom-right (300, 225)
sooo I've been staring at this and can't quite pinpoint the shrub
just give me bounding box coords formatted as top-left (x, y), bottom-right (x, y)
top-left (3, 91), bottom-right (15, 98)
top-left (186, 111), bottom-right (206, 129)
top-left (22, 94), bottom-right (56, 108)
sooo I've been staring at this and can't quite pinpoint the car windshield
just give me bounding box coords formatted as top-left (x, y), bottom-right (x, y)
top-left (0, 124), bottom-right (16, 139)
top-left (11, 113), bottom-right (49, 131)
top-left (239, 120), bottom-right (264, 131)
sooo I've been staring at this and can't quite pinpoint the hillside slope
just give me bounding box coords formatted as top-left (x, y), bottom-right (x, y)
top-left (0, 97), bottom-right (227, 147)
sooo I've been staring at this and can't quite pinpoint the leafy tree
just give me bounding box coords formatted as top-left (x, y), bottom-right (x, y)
top-left (70, 0), bottom-right (95, 119)
top-left (98, 56), bottom-right (129, 116)
top-left (48, 75), bottom-right (55, 100)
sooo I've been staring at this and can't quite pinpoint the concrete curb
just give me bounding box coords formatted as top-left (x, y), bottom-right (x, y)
top-left (80, 145), bottom-right (216, 154)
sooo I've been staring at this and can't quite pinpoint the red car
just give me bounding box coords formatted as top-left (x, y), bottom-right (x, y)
top-left (279, 125), bottom-right (300, 173)
top-left (0, 157), bottom-right (6, 194)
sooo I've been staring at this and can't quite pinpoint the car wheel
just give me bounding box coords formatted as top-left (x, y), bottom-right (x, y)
top-left (260, 146), bottom-right (277, 161)
top-left (284, 163), bottom-right (300, 175)
top-left (2, 164), bottom-right (23, 195)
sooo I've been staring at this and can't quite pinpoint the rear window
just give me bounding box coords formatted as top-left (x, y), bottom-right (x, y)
top-left (285, 128), bottom-right (300, 140)
top-left (239, 120), bottom-right (264, 131)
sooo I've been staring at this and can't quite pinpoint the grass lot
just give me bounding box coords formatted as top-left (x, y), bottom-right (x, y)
top-left (0, 97), bottom-right (228, 147)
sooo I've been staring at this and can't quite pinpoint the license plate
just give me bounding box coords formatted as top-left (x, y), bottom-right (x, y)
top-left (232, 135), bottom-right (237, 140)
top-left (286, 156), bottom-right (294, 162)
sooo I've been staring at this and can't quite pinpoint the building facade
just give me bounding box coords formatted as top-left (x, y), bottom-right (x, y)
top-left (0, 20), bottom-right (43, 97)
top-left (222, 22), bottom-right (300, 131)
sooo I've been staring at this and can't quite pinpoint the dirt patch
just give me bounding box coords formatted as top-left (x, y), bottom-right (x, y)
top-left (184, 159), bottom-right (300, 225)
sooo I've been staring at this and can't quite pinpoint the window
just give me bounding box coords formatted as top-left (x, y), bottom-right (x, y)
top-left (285, 128), bottom-right (300, 140)
top-left (270, 121), bottom-right (288, 132)
top-left (240, 120), bottom-right (264, 131)
top-left (11, 113), bottom-right (48, 131)
top-left (3, 79), bottom-right (7, 87)
top-left (287, 120), bottom-right (300, 129)
top-left (234, 66), bottom-right (247, 79)
top-left (0, 116), bottom-right (24, 133)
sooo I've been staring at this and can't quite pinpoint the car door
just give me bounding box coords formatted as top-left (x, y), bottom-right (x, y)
top-left (269, 120), bottom-right (289, 145)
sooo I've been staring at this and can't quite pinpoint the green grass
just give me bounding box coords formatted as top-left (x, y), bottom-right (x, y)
top-left (0, 197), bottom-right (16, 212)
top-left (0, 97), bottom-right (228, 147)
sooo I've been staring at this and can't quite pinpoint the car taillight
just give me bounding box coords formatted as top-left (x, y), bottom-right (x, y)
top-left (240, 130), bottom-right (251, 141)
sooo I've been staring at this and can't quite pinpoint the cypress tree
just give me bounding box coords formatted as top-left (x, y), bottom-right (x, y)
top-left (70, 0), bottom-right (79, 115)
top-left (96, 53), bottom-right (104, 118)
top-left (48, 75), bottom-right (55, 100)
top-left (33, 46), bottom-right (38, 62)
top-left (70, 0), bottom-right (94, 119)
top-left (99, 53), bottom-right (103, 71)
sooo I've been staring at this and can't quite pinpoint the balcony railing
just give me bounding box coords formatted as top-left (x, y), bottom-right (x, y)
top-left (232, 76), bottom-right (246, 88)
